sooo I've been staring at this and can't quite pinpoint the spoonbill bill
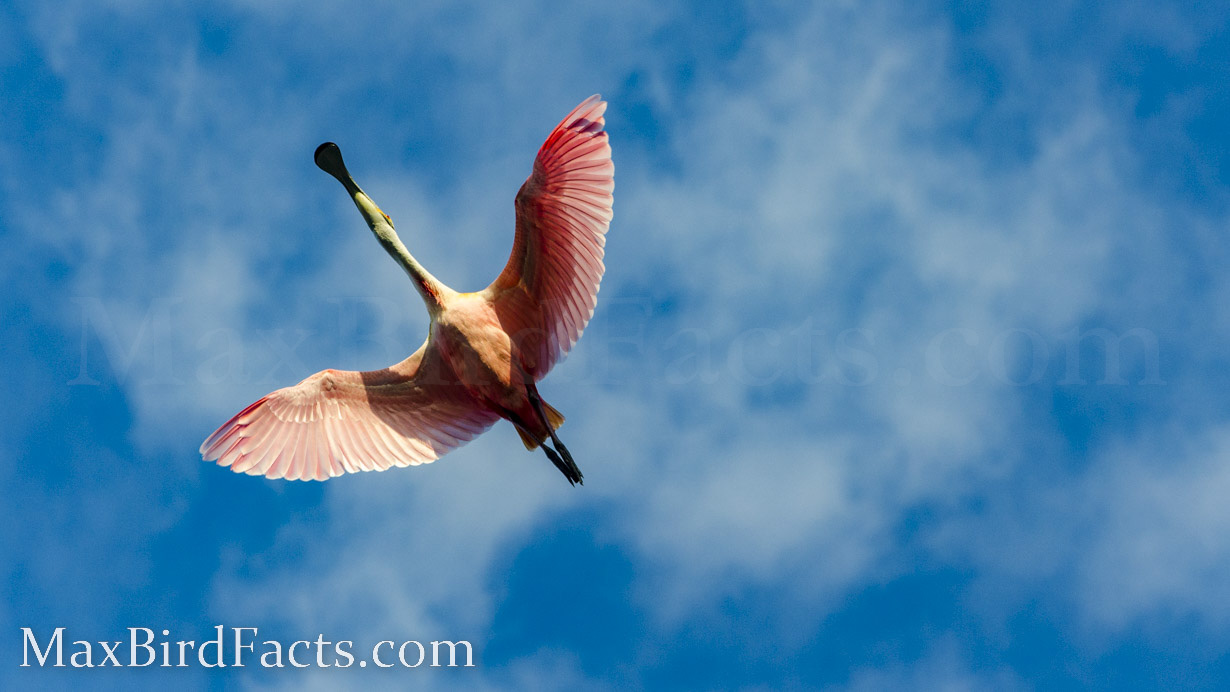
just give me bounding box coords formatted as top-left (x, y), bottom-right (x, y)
top-left (200, 96), bottom-right (613, 485)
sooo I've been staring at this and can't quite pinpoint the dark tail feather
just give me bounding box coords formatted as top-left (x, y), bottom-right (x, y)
top-left (542, 440), bottom-right (584, 486)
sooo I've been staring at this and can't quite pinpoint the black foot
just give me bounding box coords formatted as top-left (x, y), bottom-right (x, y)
top-left (542, 441), bottom-right (584, 486)
top-left (526, 383), bottom-right (584, 486)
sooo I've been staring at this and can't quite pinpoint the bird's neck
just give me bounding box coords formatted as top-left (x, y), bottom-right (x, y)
top-left (385, 234), bottom-right (451, 314)
top-left (347, 186), bottom-right (451, 315)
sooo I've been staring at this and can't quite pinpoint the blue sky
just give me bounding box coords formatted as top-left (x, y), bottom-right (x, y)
top-left (5, 0), bottom-right (1230, 689)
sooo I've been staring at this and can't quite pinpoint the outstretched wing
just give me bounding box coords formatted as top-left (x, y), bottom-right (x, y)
top-left (484, 94), bottom-right (614, 379)
top-left (199, 340), bottom-right (499, 481)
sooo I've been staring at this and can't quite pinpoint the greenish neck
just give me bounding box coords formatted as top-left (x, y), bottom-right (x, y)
top-left (347, 185), bottom-right (450, 313)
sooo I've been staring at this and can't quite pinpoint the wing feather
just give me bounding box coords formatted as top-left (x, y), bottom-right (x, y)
top-left (200, 341), bottom-right (500, 481)
top-left (485, 95), bottom-right (614, 379)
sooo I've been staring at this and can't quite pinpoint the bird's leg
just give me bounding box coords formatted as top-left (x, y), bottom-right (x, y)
top-left (527, 385), bottom-right (583, 486)
top-left (540, 440), bottom-right (581, 487)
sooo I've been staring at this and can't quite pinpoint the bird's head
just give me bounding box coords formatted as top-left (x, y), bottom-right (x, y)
top-left (313, 141), bottom-right (348, 181)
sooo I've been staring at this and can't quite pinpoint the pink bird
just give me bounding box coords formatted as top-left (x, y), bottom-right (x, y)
top-left (200, 96), bottom-right (613, 485)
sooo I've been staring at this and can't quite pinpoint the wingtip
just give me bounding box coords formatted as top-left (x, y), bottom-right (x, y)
top-left (199, 429), bottom-right (225, 460)
top-left (562, 94), bottom-right (608, 129)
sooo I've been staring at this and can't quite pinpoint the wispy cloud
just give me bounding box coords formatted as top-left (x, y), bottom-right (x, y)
top-left (7, 0), bottom-right (1230, 688)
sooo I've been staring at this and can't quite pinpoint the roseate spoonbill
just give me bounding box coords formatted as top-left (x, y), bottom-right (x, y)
top-left (200, 96), bottom-right (612, 485)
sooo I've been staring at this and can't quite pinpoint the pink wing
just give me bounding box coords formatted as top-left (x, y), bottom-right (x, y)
top-left (199, 340), bottom-right (500, 481)
top-left (485, 94), bottom-right (614, 379)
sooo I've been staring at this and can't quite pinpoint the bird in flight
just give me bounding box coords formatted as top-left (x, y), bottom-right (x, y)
top-left (200, 96), bottom-right (613, 485)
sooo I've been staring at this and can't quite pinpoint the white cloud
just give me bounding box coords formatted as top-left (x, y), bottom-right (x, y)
top-left (835, 636), bottom-right (1026, 692)
top-left (1076, 427), bottom-right (1230, 632)
top-left (10, 0), bottom-right (1230, 687)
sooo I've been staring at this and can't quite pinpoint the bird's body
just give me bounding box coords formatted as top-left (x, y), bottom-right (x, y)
top-left (433, 291), bottom-right (545, 434)
top-left (200, 96), bottom-right (612, 484)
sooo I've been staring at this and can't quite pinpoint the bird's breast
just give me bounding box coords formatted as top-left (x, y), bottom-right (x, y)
top-left (433, 299), bottom-right (520, 402)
